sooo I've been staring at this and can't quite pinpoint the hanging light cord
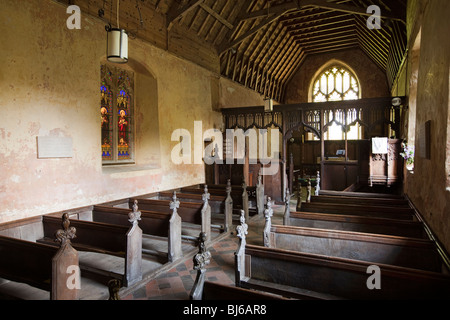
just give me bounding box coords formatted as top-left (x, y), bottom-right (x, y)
top-left (117, 0), bottom-right (120, 29)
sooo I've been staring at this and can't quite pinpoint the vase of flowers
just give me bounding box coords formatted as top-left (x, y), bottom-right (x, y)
top-left (400, 142), bottom-right (414, 171)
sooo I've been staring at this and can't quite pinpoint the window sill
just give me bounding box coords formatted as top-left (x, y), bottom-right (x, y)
top-left (102, 164), bottom-right (161, 179)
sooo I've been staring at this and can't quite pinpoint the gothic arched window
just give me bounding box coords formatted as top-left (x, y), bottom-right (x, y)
top-left (311, 65), bottom-right (362, 140)
top-left (101, 64), bottom-right (134, 164)
top-left (312, 65), bottom-right (360, 103)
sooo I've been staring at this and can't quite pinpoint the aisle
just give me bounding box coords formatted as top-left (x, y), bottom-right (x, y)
top-left (122, 204), bottom-right (285, 300)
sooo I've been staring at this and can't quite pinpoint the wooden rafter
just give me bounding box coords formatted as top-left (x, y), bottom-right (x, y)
top-left (167, 0), bottom-right (205, 30)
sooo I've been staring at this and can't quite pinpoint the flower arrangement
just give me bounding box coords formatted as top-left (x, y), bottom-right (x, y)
top-left (400, 142), bottom-right (415, 166)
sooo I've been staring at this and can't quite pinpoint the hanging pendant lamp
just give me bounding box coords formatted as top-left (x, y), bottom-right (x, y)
top-left (106, 27), bottom-right (128, 63)
top-left (106, 0), bottom-right (128, 63)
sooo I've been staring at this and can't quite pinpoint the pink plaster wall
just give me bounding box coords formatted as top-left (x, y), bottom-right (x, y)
top-left (0, 0), bottom-right (263, 223)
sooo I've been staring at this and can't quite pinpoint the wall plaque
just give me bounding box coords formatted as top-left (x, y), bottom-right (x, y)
top-left (37, 136), bottom-right (73, 159)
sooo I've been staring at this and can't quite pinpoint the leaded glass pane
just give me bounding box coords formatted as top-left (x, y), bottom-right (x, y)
top-left (311, 65), bottom-right (361, 140)
top-left (100, 64), bottom-right (134, 164)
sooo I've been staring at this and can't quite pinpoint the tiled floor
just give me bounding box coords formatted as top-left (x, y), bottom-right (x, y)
top-left (121, 204), bottom-right (285, 300)
top-left (124, 236), bottom-right (239, 300)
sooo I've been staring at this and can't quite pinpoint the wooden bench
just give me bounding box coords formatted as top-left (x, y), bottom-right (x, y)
top-left (130, 193), bottom-right (212, 242)
top-left (285, 211), bottom-right (427, 239)
top-left (0, 215), bottom-right (79, 300)
top-left (237, 244), bottom-right (450, 300)
top-left (319, 190), bottom-right (403, 199)
top-left (201, 281), bottom-right (288, 300)
top-left (159, 187), bottom-right (233, 233)
top-left (92, 201), bottom-right (183, 263)
top-left (264, 224), bottom-right (442, 272)
top-left (300, 202), bottom-right (415, 220)
top-left (266, 197), bottom-right (438, 272)
top-left (310, 195), bottom-right (410, 208)
top-left (184, 179), bottom-right (262, 220)
top-left (40, 212), bottom-right (142, 287)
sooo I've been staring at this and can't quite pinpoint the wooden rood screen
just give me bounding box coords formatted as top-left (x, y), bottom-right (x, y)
top-left (217, 97), bottom-right (404, 197)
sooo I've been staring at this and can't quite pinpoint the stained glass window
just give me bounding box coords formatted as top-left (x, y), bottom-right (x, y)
top-left (101, 64), bottom-right (134, 164)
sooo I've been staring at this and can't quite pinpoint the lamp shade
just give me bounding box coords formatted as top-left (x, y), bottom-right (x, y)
top-left (264, 98), bottom-right (273, 112)
top-left (107, 28), bottom-right (128, 63)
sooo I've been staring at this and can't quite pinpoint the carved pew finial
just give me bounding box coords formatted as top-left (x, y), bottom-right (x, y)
top-left (236, 210), bottom-right (248, 244)
top-left (235, 210), bottom-right (248, 286)
top-left (128, 200), bottom-right (142, 226)
top-left (284, 188), bottom-right (291, 225)
top-left (170, 191), bottom-right (180, 213)
top-left (223, 179), bottom-right (233, 233)
top-left (108, 279), bottom-right (122, 300)
top-left (263, 197), bottom-right (274, 247)
top-left (226, 179), bottom-right (232, 194)
top-left (306, 179), bottom-right (312, 203)
top-left (256, 170), bottom-right (265, 215)
top-left (55, 213), bottom-right (77, 246)
top-left (199, 185), bottom-right (212, 242)
top-left (315, 170), bottom-right (321, 196)
top-left (53, 213), bottom-right (80, 300)
top-left (202, 185), bottom-right (210, 204)
top-left (189, 232), bottom-right (212, 300)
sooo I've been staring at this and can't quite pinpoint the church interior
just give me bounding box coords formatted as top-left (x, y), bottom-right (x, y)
top-left (0, 0), bottom-right (449, 301)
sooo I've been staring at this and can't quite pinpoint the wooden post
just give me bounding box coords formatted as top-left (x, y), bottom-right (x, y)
top-left (52, 213), bottom-right (80, 300)
top-left (224, 179), bottom-right (233, 232)
top-left (315, 170), bottom-right (321, 196)
top-left (263, 198), bottom-right (273, 247)
top-left (235, 210), bottom-right (248, 287)
top-left (241, 180), bottom-right (249, 222)
top-left (202, 186), bottom-right (212, 242)
top-left (125, 200), bottom-right (143, 287)
top-left (283, 188), bottom-right (291, 225)
top-left (256, 170), bottom-right (265, 216)
top-left (296, 179), bottom-right (302, 211)
top-left (169, 192), bottom-right (183, 262)
top-left (306, 179), bottom-right (311, 203)
top-left (289, 152), bottom-right (294, 193)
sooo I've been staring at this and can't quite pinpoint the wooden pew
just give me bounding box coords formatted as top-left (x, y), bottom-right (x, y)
top-left (0, 215), bottom-right (79, 300)
top-left (183, 179), bottom-right (262, 220)
top-left (130, 192), bottom-right (212, 242)
top-left (300, 202), bottom-right (415, 220)
top-left (286, 211), bottom-right (427, 239)
top-left (235, 208), bottom-right (450, 300)
top-left (310, 195), bottom-right (410, 208)
top-left (267, 198), bottom-right (439, 272)
top-left (92, 201), bottom-right (183, 263)
top-left (40, 212), bottom-right (142, 287)
top-left (319, 190), bottom-right (403, 199)
top-left (159, 186), bottom-right (233, 233)
top-left (264, 224), bottom-right (442, 272)
top-left (237, 244), bottom-right (450, 300)
top-left (201, 281), bottom-right (288, 300)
